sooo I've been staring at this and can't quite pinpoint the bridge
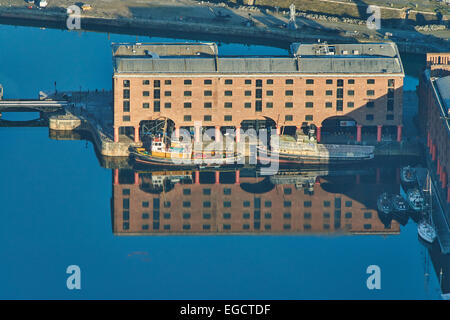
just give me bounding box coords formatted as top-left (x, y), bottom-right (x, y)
top-left (0, 100), bottom-right (68, 113)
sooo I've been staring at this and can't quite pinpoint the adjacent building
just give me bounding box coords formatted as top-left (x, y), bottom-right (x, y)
top-left (112, 42), bottom-right (405, 144)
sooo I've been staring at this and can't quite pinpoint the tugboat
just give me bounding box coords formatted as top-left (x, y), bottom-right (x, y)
top-left (130, 136), bottom-right (243, 168)
top-left (377, 192), bottom-right (393, 215)
top-left (391, 194), bottom-right (409, 213)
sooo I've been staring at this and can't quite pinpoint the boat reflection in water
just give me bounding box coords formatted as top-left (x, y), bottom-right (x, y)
top-left (111, 167), bottom-right (403, 236)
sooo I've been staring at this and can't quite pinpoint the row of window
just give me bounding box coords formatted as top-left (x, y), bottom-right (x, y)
top-left (123, 78), bottom-right (394, 87)
top-left (131, 89), bottom-right (381, 98)
top-left (121, 223), bottom-right (373, 231)
top-left (122, 210), bottom-right (374, 221)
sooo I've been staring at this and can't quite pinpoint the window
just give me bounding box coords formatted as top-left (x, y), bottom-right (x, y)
top-left (366, 101), bottom-right (374, 108)
top-left (388, 79), bottom-right (395, 87)
top-left (203, 188), bottom-right (211, 195)
top-left (345, 201), bottom-right (352, 207)
top-left (264, 201), bottom-right (272, 208)
top-left (348, 79), bottom-right (355, 84)
top-left (347, 102), bottom-right (354, 108)
top-left (164, 80), bottom-right (171, 85)
top-left (184, 79), bottom-right (192, 85)
top-left (266, 102), bottom-right (273, 108)
top-left (266, 79), bottom-right (273, 84)
top-left (306, 90), bottom-right (314, 96)
top-left (305, 115), bottom-right (313, 121)
top-left (163, 213), bottom-right (171, 219)
top-left (285, 79), bottom-right (294, 85)
top-left (184, 115), bottom-right (192, 122)
top-left (123, 80), bottom-right (130, 87)
top-left (224, 188), bottom-right (231, 195)
top-left (204, 102), bottom-right (212, 108)
top-left (183, 201), bottom-right (191, 208)
top-left (337, 88), bottom-right (344, 99)
top-left (183, 188), bottom-right (191, 196)
top-left (364, 212), bottom-right (372, 219)
top-left (386, 114), bottom-right (394, 120)
top-left (305, 102), bottom-right (314, 108)
top-left (367, 79), bottom-right (375, 84)
top-left (154, 101), bottom-right (160, 112)
top-left (153, 89), bottom-right (160, 99)
top-left (225, 79), bottom-right (233, 85)
top-left (183, 213), bottom-right (191, 219)
top-left (154, 80), bottom-right (160, 88)
top-left (266, 90), bottom-right (273, 96)
top-left (284, 188), bottom-right (292, 195)
top-left (223, 213), bottom-right (231, 219)
top-left (324, 201), bottom-right (331, 207)
top-left (243, 201), bottom-right (250, 207)
top-left (325, 102), bottom-right (332, 108)
top-left (164, 102), bottom-right (171, 109)
top-left (366, 114), bottom-right (374, 121)
top-left (203, 213), bottom-right (211, 219)
top-left (244, 102), bottom-right (251, 109)
top-left (265, 213), bottom-right (272, 219)
top-left (326, 90), bottom-right (333, 96)
top-left (143, 91), bottom-right (150, 97)
top-left (122, 189), bottom-right (130, 196)
top-left (224, 102), bottom-right (232, 108)
top-left (285, 115), bottom-right (293, 121)
top-left (306, 79), bottom-right (314, 84)
top-left (337, 100), bottom-right (343, 111)
top-left (204, 115), bottom-right (212, 122)
top-left (326, 79), bottom-right (333, 84)
top-left (285, 90), bottom-right (293, 96)
top-left (184, 91), bottom-right (192, 97)
top-left (123, 115), bottom-right (130, 122)
top-left (164, 91), bottom-right (171, 97)
top-left (284, 201), bottom-right (292, 207)
top-left (142, 201), bottom-right (149, 208)
top-left (256, 100), bottom-right (262, 112)
top-left (245, 90), bottom-right (252, 96)
top-left (225, 90), bottom-right (233, 96)
top-left (204, 90), bottom-right (212, 96)
top-left (123, 101), bottom-right (130, 112)
top-left (285, 102), bottom-right (293, 108)
top-left (203, 201), bottom-right (211, 208)
top-left (347, 90), bottom-right (354, 96)
top-left (388, 88), bottom-right (394, 99)
top-left (143, 80), bottom-right (150, 85)
top-left (367, 90), bottom-right (375, 96)
top-left (164, 201), bottom-right (171, 208)
top-left (304, 213), bottom-right (312, 219)
top-left (223, 201), bottom-right (231, 208)
top-left (337, 79), bottom-right (344, 87)
top-left (345, 212), bottom-right (352, 219)
top-left (245, 79), bottom-right (252, 85)
top-left (256, 89), bottom-right (262, 99)
top-left (387, 99), bottom-right (394, 111)
top-left (164, 225), bottom-right (171, 230)
top-left (183, 224), bottom-right (191, 230)
top-left (283, 213), bottom-right (292, 219)
top-left (224, 115), bottom-right (232, 121)
top-left (184, 102), bottom-right (192, 108)
top-left (256, 79), bottom-right (262, 87)
top-left (123, 89), bottom-right (130, 99)
top-left (204, 79), bottom-right (212, 85)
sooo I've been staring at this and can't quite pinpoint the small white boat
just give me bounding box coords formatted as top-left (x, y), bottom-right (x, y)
top-left (39, 0), bottom-right (48, 8)
top-left (418, 221), bottom-right (436, 243)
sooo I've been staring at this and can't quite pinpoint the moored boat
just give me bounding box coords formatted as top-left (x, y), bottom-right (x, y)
top-left (406, 188), bottom-right (426, 212)
top-left (391, 194), bottom-right (409, 213)
top-left (377, 192), bottom-right (393, 215)
top-left (418, 221), bottom-right (436, 243)
top-left (257, 135), bottom-right (374, 165)
top-left (130, 137), bottom-right (243, 168)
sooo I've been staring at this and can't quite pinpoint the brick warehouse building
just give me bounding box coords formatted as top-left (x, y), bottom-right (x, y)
top-left (418, 53), bottom-right (450, 213)
top-left (112, 42), bottom-right (404, 144)
top-left (111, 169), bottom-right (401, 236)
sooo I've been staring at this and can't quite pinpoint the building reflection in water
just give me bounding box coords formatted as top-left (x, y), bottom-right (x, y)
top-left (111, 167), bottom-right (403, 235)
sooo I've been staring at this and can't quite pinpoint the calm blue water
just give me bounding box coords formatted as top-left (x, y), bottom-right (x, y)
top-left (0, 24), bottom-right (445, 299)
